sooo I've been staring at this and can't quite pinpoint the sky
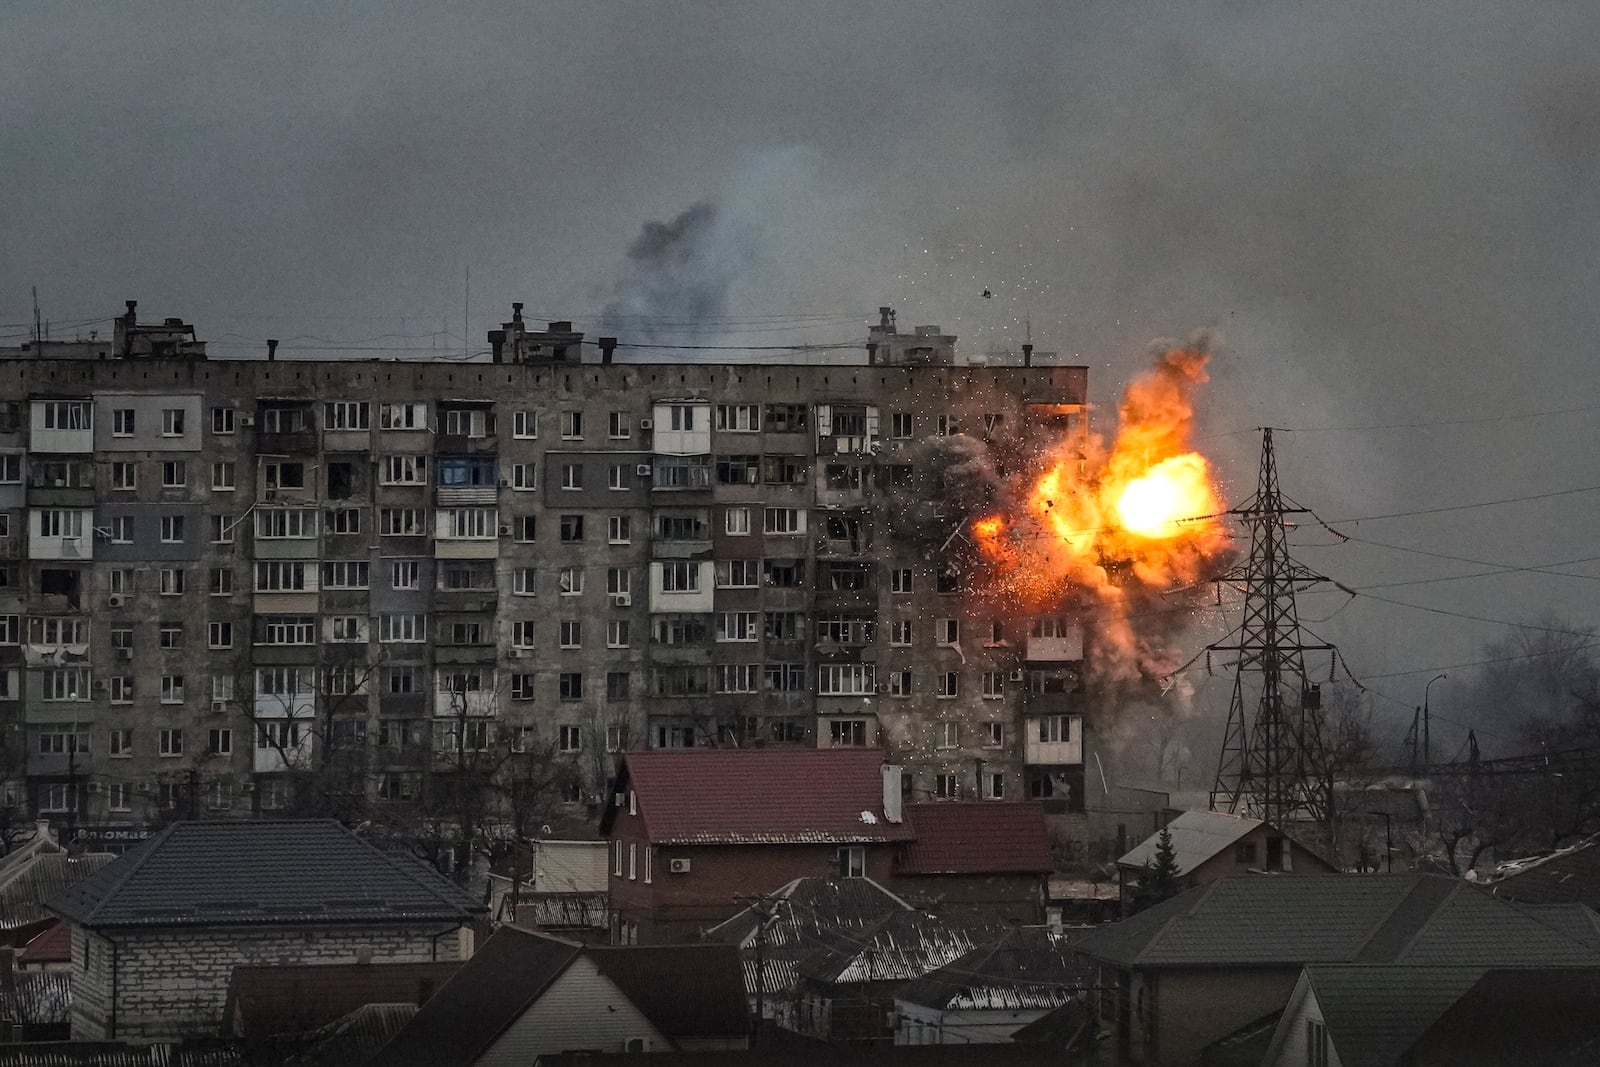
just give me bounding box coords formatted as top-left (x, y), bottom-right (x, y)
top-left (4, 1), bottom-right (1599, 768)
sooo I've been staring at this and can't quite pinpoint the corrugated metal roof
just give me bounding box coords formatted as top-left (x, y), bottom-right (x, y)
top-left (704, 876), bottom-right (912, 950)
top-left (1487, 833), bottom-right (1600, 908)
top-left (0, 853), bottom-right (115, 931)
top-left (894, 928), bottom-right (1091, 1011)
top-left (48, 820), bottom-right (482, 930)
top-left (610, 750), bottom-right (911, 846)
top-left (1116, 810), bottom-right (1261, 875)
top-left (797, 912), bottom-right (1009, 986)
top-left (898, 803), bottom-right (1051, 875)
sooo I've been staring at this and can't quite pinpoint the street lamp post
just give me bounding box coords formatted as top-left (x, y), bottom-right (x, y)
top-left (1424, 674), bottom-right (1447, 770)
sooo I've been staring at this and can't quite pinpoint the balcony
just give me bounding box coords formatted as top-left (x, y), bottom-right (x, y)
top-left (436, 486), bottom-right (497, 506)
top-left (1024, 715), bottom-right (1083, 766)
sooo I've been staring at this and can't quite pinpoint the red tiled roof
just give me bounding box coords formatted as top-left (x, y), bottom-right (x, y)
top-left (224, 960), bottom-right (463, 1038)
top-left (614, 749), bottom-right (911, 845)
top-left (17, 918), bottom-right (71, 965)
top-left (897, 802), bottom-right (1052, 874)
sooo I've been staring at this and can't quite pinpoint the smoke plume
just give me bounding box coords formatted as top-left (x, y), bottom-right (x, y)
top-left (601, 201), bottom-right (751, 344)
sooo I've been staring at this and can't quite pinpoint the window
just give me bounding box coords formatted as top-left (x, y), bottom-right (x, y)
top-left (888, 620), bottom-right (913, 646)
top-left (937, 568), bottom-right (961, 594)
top-left (607, 515), bottom-right (631, 544)
top-left (937, 618), bottom-right (960, 645)
top-left (715, 455), bottom-right (760, 484)
top-left (208, 728), bottom-right (233, 756)
top-left (936, 671), bottom-right (959, 698)
top-left (935, 773), bottom-right (960, 798)
top-left (157, 514), bottom-right (184, 544)
top-left (763, 507), bottom-right (805, 534)
top-left (40, 784), bottom-right (77, 814)
top-left (715, 559), bottom-right (759, 588)
top-left (442, 620), bottom-right (485, 645)
top-left (559, 515), bottom-right (584, 542)
top-left (37, 727), bottom-right (89, 755)
top-left (257, 720), bottom-right (303, 752)
top-left (819, 664), bottom-right (874, 696)
top-left (256, 508), bottom-right (316, 538)
top-left (212, 407), bottom-right (235, 434)
top-left (380, 402), bottom-right (427, 430)
top-left (379, 455), bottom-right (427, 485)
top-left (112, 409), bottom-right (135, 436)
top-left (982, 672), bottom-right (1004, 699)
top-left (608, 463), bottom-right (629, 490)
top-left (514, 515), bottom-right (537, 542)
top-left (160, 675), bottom-right (185, 704)
top-left (890, 567), bottom-right (914, 594)
top-left (1307, 1021), bottom-right (1329, 1067)
top-left (659, 562), bottom-right (699, 593)
top-left (716, 404), bottom-right (760, 431)
top-left (837, 846), bottom-right (865, 878)
top-left (607, 411), bottom-right (630, 438)
top-left (259, 407), bottom-right (308, 434)
top-left (255, 561), bottom-right (309, 591)
top-left (558, 567), bottom-right (584, 596)
top-left (1037, 715), bottom-right (1074, 743)
top-left (511, 619), bottom-right (538, 648)
top-left (724, 506), bottom-right (751, 535)
top-left (210, 568), bottom-right (234, 596)
top-left (327, 507), bottom-right (361, 534)
top-left (328, 616), bottom-right (365, 642)
top-left (161, 409), bottom-right (185, 436)
top-left (888, 668), bottom-right (912, 697)
top-left (321, 561), bottom-right (370, 589)
top-left (380, 613), bottom-right (424, 643)
top-left (380, 508), bottom-right (427, 536)
top-left (108, 516), bottom-right (134, 544)
top-left (716, 611), bottom-right (760, 642)
top-left (606, 620), bottom-right (630, 648)
top-left (561, 463), bottom-right (584, 490)
top-left (716, 664), bottom-right (759, 693)
top-left (384, 667), bottom-right (418, 695)
top-left (157, 624), bottom-right (183, 650)
top-left (263, 460), bottom-right (305, 490)
top-left (259, 616), bottom-right (315, 645)
top-left (891, 412), bottom-right (914, 438)
top-left (559, 673), bottom-right (583, 701)
top-left (560, 410), bottom-right (583, 440)
top-left (389, 560), bottom-right (421, 590)
top-left (160, 569), bottom-right (186, 596)
top-left (0, 616), bottom-right (14, 644)
top-left (558, 724), bottom-right (583, 753)
top-left (324, 401), bottom-right (370, 430)
top-left (935, 414), bottom-right (953, 436)
top-left (208, 514), bottom-right (234, 544)
top-left (441, 507), bottom-right (494, 539)
top-left (936, 722), bottom-right (960, 749)
top-left (606, 568), bottom-right (631, 596)
top-left (761, 454), bottom-right (807, 484)
top-left (111, 461), bottom-right (137, 490)
top-left (511, 463), bottom-right (537, 490)
top-left (38, 510), bottom-right (85, 538)
top-left (211, 675), bottom-right (235, 705)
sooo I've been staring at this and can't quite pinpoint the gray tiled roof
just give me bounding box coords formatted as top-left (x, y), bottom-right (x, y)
top-left (1075, 873), bottom-right (1600, 969)
top-left (47, 820), bottom-right (483, 930)
top-left (1301, 965), bottom-right (1485, 1067)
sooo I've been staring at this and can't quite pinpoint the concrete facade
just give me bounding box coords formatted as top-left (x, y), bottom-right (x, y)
top-left (0, 306), bottom-right (1093, 845)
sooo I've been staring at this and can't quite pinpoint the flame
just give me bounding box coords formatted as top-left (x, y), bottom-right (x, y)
top-left (972, 344), bottom-right (1230, 680)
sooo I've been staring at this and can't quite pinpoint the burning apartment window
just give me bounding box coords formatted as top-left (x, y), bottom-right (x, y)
top-left (936, 567), bottom-right (961, 594)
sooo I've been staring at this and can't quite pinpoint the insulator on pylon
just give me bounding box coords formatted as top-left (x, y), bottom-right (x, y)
top-left (1206, 650), bottom-right (1213, 676)
top-left (1329, 650), bottom-right (1337, 681)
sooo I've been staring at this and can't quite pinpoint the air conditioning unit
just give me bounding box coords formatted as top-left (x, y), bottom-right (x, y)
top-left (240, 414), bottom-right (256, 428)
top-left (635, 464), bottom-right (652, 477)
top-left (136, 783), bottom-right (152, 795)
top-left (1009, 670), bottom-right (1026, 682)
top-left (210, 701), bottom-right (228, 714)
top-left (669, 858), bottom-right (691, 874)
top-left (116, 646), bottom-right (132, 660)
top-left (92, 680), bottom-right (108, 692)
top-left (507, 648), bottom-right (525, 658)
top-left (609, 592), bottom-right (631, 607)
top-left (638, 418), bottom-right (653, 430)
top-left (498, 525), bottom-right (512, 537)
top-left (240, 782), bottom-right (255, 794)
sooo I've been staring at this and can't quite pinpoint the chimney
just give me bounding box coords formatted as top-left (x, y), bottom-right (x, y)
top-left (34, 818), bottom-right (53, 845)
top-left (511, 302), bottom-right (524, 325)
top-left (1022, 343), bottom-right (1033, 367)
top-left (488, 329), bottom-right (506, 363)
top-left (124, 300), bottom-right (138, 320)
top-left (598, 337), bottom-right (617, 364)
top-left (266, 338), bottom-right (278, 362)
top-left (882, 763), bottom-right (903, 824)
top-left (878, 306), bottom-right (895, 331)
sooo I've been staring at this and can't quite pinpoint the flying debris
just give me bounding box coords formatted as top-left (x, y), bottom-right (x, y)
top-left (981, 288), bottom-right (993, 299)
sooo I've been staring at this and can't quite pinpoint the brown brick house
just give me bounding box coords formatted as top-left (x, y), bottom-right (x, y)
top-left (602, 750), bottom-right (912, 944)
top-left (894, 802), bottom-right (1050, 923)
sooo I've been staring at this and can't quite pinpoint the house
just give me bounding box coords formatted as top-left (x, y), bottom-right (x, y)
top-left (791, 911), bottom-right (1008, 1044)
top-left (603, 750), bottom-right (913, 944)
top-left (704, 875), bottom-right (916, 1027)
top-left (1115, 809), bottom-right (1336, 906)
top-left (370, 926), bottom-right (750, 1064)
top-left (1074, 873), bottom-right (1600, 1066)
top-left (0, 822), bottom-right (114, 950)
top-left (47, 819), bottom-right (484, 1041)
top-left (893, 927), bottom-right (1091, 1045)
top-left (15, 919), bottom-right (71, 971)
top-left (1403, 967), bottom-right (1600, 1065)
top-left (222, 960), bottom-right (461, 1044)
top-left (1485, 831), bottom-right (1600, 910)
top-left (488, 838), bottom-right (610, 940)
top-left (893, 803), bottom-right (1051, 923)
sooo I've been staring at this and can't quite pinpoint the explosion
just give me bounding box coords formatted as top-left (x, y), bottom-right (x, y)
top-left (973, 340), bottom-right (1231, 681)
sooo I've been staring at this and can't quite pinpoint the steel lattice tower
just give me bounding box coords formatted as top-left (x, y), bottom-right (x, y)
top-left (1209, 428), bottom-right (1334, 827)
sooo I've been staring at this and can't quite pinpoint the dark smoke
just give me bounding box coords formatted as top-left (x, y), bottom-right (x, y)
top-left (602, 201), bottom-right (749, 344)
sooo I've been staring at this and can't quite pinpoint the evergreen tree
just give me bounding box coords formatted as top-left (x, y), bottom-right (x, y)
top-left (1132, 825), bottom-right (1184, 913)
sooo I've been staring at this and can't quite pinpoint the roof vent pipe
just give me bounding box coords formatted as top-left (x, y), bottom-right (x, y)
top-left (1022, 344), bottom-right (1033, 367)
top-left (266, 339), bottom-right (278, 362)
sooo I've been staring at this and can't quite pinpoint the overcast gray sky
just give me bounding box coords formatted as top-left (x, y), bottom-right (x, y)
top-left (4, 1), bottom-right (1599, 758)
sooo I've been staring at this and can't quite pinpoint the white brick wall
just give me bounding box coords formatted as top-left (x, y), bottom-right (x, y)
top-left (69, 922), bottom-right (473, 1042)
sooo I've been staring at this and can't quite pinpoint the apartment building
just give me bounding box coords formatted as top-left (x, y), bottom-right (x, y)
top-left (0, 303), bottom-right (1092, 836)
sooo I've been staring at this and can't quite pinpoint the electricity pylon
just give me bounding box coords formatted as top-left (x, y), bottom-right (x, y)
top-left (1209, 428), bottom-right (1334, 828)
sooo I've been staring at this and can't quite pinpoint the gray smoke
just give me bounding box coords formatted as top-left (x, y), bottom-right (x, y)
top-left (601, 201), bottom-right (749, 344)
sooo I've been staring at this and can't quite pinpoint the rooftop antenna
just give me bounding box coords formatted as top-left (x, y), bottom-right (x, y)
top-left (31, 286), bottom-right (41, 351)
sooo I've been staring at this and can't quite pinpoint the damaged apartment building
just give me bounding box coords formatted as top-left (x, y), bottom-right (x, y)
top-left (0, 302), bottom-right (1092, 838)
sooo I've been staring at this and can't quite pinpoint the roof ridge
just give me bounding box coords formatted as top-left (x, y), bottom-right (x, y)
top-left (345, 824), bottom-right (465, 908)
top-left (80, 822), bottom-right (182, 926)
top-left (1355, 875), bottom-right (1455, 962)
